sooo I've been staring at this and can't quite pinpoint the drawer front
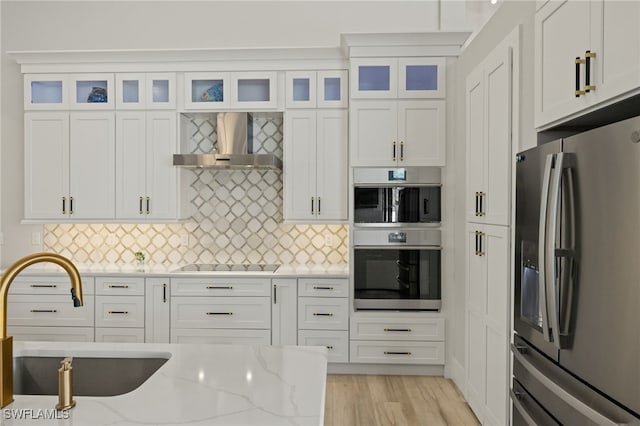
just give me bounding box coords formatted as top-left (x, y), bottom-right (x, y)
top-left (350, 317), bottom-right (445, 341)
top-left (7, 294), bottom-right (94, 327)
top-left (95, 327), bottom-right (145, 343)
top-left (171, 278), bottom-right (270, 297)
top-left (298, 278), bottom-right (348, 298)
top-left (8, 326), bottom-right (95, 342)
top-left (9, 276), bottom-right (95, 295)
top-left (349, 341), bottom-right (445, 365)
top-left (170, 328), bottom-right (271, 345)
top-left (171, 297), bottom-right (270, 329)
top-left (298, 297), bottom-right (349, 330)
top-left (95, 296), bottom-right (145, 328)
top-left (298, 330), bottom-right (349, 363)
top-left (95, 277), bottom-right (144, 296)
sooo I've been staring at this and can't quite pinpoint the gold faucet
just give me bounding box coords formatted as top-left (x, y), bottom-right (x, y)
top-left (0, 252), bottom-right (83, 408)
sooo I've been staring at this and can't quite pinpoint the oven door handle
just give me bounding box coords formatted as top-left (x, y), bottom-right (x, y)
top-left (353, 245), bottom-right (442, 250)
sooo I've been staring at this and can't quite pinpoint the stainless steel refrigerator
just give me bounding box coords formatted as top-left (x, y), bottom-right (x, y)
top-left (512, 115), bottom-right (640, 425)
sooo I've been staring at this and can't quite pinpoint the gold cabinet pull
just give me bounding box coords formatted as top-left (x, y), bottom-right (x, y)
top-left (400, 141), bottom-right (404, 161)
top-left (139, 196), bottom-right (144, 214)
top-left (206, 285), bottom-right (233, 290)
top-left (69, 197), bottom-right (74, 215)
top-left (30, 309), bottom-right (57, 313)
top-left (206, 312), bottom-right (233, 315)
top-left (108, 284), bottom-right (129, 289)
top-left (311, 197), bottom-right (315, 214)
top-left (317, 197), bottom-right (321, 214)
top-left (62, 197), bottom-right (67, 215)
top-left (384, 351), bottom-right (412, 356)
top-left (384, 328), bottom-right (412, 332)
top-left (584, 50), bottom-right (596, 92)
top-left (108, 311), bottom-right (129, 315)
top-left (326, 346), bottom-right (334, 350)
top-left (146, 196), bottom-right (150, 214)
top-left (162, 283), bottom-right (167, 303)
top-left (313, 286), bottom-right (334, 290)
top-left (392, 141), bottom-right (397, 161)
top-left (575, 57), bottom-right (586, 97)
top-left (313, 313), bottom-right (334, 316)
top-left (30, 284), bottom-right (57, 288)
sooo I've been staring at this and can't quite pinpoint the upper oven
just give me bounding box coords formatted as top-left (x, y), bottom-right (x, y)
top-left (353, 167), bottom-right (441, 226)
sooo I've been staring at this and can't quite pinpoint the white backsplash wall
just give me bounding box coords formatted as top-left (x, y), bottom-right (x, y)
top-left (43, 112), bottom-right (348, 266)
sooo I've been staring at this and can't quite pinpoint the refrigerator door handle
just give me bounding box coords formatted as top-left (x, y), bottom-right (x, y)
top-left (511, 344), bottom-right (622, 426)
top-left (547, 152), bottom-right (564, 349)
top-left (539, 153), bottom-right (554, 343)
top-left (510, 389), bottom-right (539, 426)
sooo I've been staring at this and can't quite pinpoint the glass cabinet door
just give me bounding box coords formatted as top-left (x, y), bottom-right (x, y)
top-left (350, 58), bottom-right (397, 99)
top-left (184, 72), bottom-right (230, 109)
top-left (146, 73), bottom-right (176, 109)
top-left (231, 72), bottom-right (277, 109)
top-left (285, 71), bottom-right (317, 108)
top-left (116, 73), bottom-right (176, 109)
top-left (317, 70), bottom-right (348, 108)
top-left (70, 73), bottom-right (114, 109)
top-left (116, 73), bottom-right (145, 109)
top-left (24, 74), bottom-right (69, 110)
top-left (398, 58), bottom-right (445, 98)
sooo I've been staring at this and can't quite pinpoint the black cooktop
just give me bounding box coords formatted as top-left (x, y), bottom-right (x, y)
top-left (174, 264), bottom-right (280, 272)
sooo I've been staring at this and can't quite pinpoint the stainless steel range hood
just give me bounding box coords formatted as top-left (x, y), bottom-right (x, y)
top-left (173, 112), bottom-right (282, 170)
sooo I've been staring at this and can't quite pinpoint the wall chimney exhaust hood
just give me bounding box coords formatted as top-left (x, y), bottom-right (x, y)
top-left (173, 112), bottom-right (282, 170)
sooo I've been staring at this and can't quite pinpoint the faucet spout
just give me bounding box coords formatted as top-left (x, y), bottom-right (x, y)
top-left (0, 252), bottom-right (83, 408)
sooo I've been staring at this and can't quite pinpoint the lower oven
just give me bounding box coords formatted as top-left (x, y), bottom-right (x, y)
top-left (353, 228), bottom-right (441, 311)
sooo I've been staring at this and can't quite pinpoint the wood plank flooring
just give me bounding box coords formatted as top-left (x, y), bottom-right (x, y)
top-left (324, 375), bottom-right (480, 426)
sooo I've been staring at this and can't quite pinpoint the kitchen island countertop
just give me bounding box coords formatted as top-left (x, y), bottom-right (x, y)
top-left (4, 341), bottom-right (328, 425)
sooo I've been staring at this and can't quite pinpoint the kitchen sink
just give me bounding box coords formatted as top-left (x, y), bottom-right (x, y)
top-left (13, 355), bottom-right (169, 396)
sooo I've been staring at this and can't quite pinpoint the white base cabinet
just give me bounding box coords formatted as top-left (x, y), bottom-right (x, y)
top-left (8, 326), bottom-right (94, 342)
top-left (298, 330), bottom-right (348, 363)
top-left (95, 327), bottom-right (144, 343)
top-left (145, 278), bottom-right (170, 343)
top-left (271, 279), bottom-right (297, 345)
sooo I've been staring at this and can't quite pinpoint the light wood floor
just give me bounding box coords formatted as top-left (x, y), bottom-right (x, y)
top-left (324, 375), bottom-right (480, 426)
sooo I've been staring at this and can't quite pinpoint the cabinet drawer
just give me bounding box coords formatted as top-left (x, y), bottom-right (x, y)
top-left (95, 277), bottom-right (144, 295)
top-left (7, 294), bottom-right (94, 327)
top-left (350, 317), bottom-right (445, 341)
top-left (95, 327), bottom-right (144, 343)
top-left (350, 341), bottom-right (444, 365)
top-left (298, 278), bottom-right (348, 298)
top-left (298, 330), bottom-right (348, 363)
top-left (9, 276), bottom-right (95, 295)
top-left (171, 278), bottom-right (270, 297)
top-left (171, 297), bottom-right (270, 329)
top-left (9, 326), bottom-right (95, 342)
top-left (170, 328), bottom-right (271, 345)
top-left (298, 297), bottom-right (348, 330)
top-left (95, 295), bottom-right (145, 328)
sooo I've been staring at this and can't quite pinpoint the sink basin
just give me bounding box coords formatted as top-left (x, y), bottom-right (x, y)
top-left (13, 355), bottom-right (169, 396)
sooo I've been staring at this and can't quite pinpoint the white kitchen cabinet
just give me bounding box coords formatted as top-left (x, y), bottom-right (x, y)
top-left (350, 100), bottom-right (445, 167)
top-left (298, 330), bottom-right (349, 363)
top-left (284, 109), bottom-right (348, 222)
top-left (145, 278), bottom-right (170, 343)
top-left (7, 275), bottom-right (96, 342)
top-left (24, 111), bottom-right (115, 220)
top-left (465, 224), bottom-right (510, 426)
top-left (535, 0), bottom-right (640, 128)
top-left (350, 340), bottom-right (445, 365)
top-left (116, 111), bottom-right (180, 220)
top-left (285, 70), bottom-right (348, 109)
top-left (465, 41), bottom-right (513, 226)
top-left (350, 57), bottom-right (445, 99)
top-left (95, 295), bottom-right (145, 328)
top-left (70, 73), bottom-right (114, 109)
top-left (184, 71), bottom-right (277, 110)
top-left (24, 74), bottom-right (68, 110)
top-left (271, 279), bottom-right (297, 345)
top-left (95, 327), bottom-right (145, 343)
top-left (115, 72), bottom-right (176, 109)
top-left (170, 277), bottom-right (271, 345)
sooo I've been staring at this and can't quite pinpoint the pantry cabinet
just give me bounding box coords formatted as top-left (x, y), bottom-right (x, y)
top-left (350, 100), bottom-right (445, 167)
top-left (465, 40), bottom-right (512, 226)
top-left (465, 224), bottom-right (510, 426)
top-left (115, 111), bottom-right (180, 220)
top-left (24, 111), bottom-right (115, 220)
top-left (535, 0), bottom-right (640, 128)
top-left (284, 109), bottom-right (348, 222)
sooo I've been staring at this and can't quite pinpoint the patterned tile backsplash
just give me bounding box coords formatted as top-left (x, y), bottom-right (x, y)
top-left (44, 112), bottom-right (348, 266)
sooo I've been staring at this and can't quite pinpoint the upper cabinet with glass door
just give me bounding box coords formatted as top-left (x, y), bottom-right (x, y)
top-left (184, 71), bottom-right (277, 110)
top-left (25, 73), bottom-right (116, 110)
top-left (285, 70), bottom-right (348, 109)
top-left (116, 73), bottom-right (176, 109)
top-left (351, 57), bottom-right (445, 99)
top-left (70, 73), bottom-right (115, 109)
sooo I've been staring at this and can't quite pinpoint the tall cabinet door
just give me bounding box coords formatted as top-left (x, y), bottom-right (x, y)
top-left (284, 110), bottom-right (317, 221)
top-left (465, 224), bottom-right (510, 426)
top-left (145, 111), bottom-right (177, 219)
top-left (69, 112), bottom-right (115, 219)
top-left (145, 278), bottom-right (170, 343)
top-left (535, 0), bottom-right (591, 127)
top-left (316, 110), bottom-right (347, 221)
top-left (349, 100), bottom-right (397, 167)
top-left (24, 112), bottom-right (69, 219)
top-left (465, 68), bottom-right (485, 222)
top-left (271, 279), bottom-right (297, 345)
top-left (116, 111), bottom-right (146, 219)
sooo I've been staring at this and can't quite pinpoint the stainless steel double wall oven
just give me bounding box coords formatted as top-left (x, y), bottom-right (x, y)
top-left (352, 167), bottom-right (442, 311)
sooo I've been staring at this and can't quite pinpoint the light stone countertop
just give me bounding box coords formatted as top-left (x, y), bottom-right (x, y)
top-left (13, 263), bottom-right (349, 278)
top-left (4, 341), bottom-right (328, 425)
